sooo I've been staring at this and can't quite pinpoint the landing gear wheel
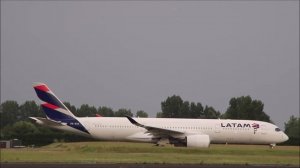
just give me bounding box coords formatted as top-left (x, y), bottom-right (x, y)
top-left (269, 144), bottom-right (276, 149)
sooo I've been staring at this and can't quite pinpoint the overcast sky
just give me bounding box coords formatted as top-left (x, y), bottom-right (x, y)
top-left (1, 1), bottom-right (299, 129)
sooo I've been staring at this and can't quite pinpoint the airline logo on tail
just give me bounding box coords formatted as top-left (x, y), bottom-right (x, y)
top-left (33, 83), bottom-right (89, 134)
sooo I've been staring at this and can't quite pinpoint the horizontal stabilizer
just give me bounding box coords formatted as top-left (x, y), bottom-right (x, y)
top-left (29, 117), bottom-right (66, 127)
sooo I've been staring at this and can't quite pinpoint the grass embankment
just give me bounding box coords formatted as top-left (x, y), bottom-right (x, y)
top-left (1, 142), bottom-right (299, 165)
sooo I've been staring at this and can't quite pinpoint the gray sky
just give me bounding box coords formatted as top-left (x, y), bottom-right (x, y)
top-left (1, 1), bottom-right (299, 129)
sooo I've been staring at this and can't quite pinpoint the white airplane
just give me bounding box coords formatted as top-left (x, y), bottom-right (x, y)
top-left (30, 83), bottom-right (288, 148)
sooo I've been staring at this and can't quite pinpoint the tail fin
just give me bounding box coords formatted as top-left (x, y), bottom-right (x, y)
top-left (33, 82), bottom-right (76, 121)
top-left (33, 82), bottom-right (89, 134)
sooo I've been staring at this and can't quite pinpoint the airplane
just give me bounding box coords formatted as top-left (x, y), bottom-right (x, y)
top-left (30, 82), bottom-right (289, 148)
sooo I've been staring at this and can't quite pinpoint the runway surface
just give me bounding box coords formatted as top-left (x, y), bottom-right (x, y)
top-left (1, 163), bottom-right (298, 168)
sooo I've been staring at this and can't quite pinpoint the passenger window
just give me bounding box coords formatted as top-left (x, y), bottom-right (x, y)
top-left (275, 128), bottom-right (281, 132)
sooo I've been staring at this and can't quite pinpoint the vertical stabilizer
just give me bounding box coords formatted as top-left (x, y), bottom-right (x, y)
top-left (33, 82), bottom-right (89, 134)
top-left (33, 82), bottom-right (76, 120)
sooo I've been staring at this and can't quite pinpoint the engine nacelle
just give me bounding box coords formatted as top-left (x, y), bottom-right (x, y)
top-left (186, 134), bottom-right (210, 148)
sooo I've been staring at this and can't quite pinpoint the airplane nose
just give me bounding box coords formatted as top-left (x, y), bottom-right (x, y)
top-left (282, 133), bottom-right (289, 142)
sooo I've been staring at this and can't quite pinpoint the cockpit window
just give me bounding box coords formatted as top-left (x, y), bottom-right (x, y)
top-left (275, 128), bottom-right (281, 132)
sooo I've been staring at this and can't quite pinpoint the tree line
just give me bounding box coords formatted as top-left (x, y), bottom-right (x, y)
top-left (0, 100), bottom-right (148, 128)
top-left (157, 95), bottom-right (271, 122)
top-left (0, 95), bottom-right (298, 146)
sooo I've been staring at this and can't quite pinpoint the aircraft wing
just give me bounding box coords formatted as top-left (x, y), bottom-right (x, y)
top-left (126, 116), bottom-right (185, 138)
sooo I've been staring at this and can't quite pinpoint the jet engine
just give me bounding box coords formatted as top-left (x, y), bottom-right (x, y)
top-left (186, 134), bottom-right (210, 148)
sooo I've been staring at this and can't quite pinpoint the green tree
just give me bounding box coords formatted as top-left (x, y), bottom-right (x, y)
top-left (114, 109), bottom-right (133, 117)
top-left (190, 102), bottom-right (204, 118)
top-left (76, 104), bottom-right (97, 117)
top-left (161, 95), bottom-right (220, 119)
top-left (136, 110), bottom-right (148, 118)
top-left (203, 106), bottom-right (221, 119)
top-left (156, 112), bottom-right (163, 118)
top-left (161, 95), bottom-right (183, 118)
top-left (63, 102), bottom-right (77, 114)
top-left (19, 101), bottom-right (42, 120)
top-left (284, 115), bottom-right (299, 145)
top-left (179, 101), bottom-right (190, 118)
top-left (1, 125), bottom-right (13, 139)
top-left (223, 96), bottom-right (271, 122)
top-left (98, 106), bottom-right (114, 117)
top-left (33, 126), bottom-right (59, 145)
top-left (6, 121), bottom-right (39, 145)
top-left (0, 100), bottom-right (19, 127)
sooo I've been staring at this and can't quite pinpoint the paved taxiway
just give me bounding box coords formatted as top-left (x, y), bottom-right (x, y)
top-left (1, 163), bottom-right (298, 168)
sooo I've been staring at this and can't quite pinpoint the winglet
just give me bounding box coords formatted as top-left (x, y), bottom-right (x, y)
top-left (125, 115), bottom-right (184, 136)
top-left (125, 115), bottom-right (144, 127)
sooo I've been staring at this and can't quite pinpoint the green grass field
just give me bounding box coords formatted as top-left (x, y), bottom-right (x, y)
top-left (1, 142), bottom-right (299, 165)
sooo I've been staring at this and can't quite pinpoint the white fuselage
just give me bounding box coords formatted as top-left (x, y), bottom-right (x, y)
top-left (51, 117), bottom-right (288, 145)
top-left (31, 83), bottom-right (288, 147)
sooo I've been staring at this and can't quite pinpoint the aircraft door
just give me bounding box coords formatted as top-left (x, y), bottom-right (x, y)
top-left (215, 123), bottom-right (220, 133)
top-left (260, 124), bottom-right (267, 135)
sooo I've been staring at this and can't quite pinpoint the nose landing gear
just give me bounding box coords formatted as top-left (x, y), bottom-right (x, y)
top-left (269, 143), bottom-right (276, 149)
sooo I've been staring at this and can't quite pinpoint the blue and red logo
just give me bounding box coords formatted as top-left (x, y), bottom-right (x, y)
top-left (252, 123), bottom-right (260, 134)
top-left (33, 83), bottom-right (89, 134)
top-left (252, 123), bottom-right (260, 129)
